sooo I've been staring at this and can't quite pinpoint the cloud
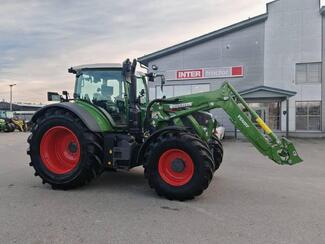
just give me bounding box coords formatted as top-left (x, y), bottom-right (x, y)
top-left (0, 0), bottom-right (269, 102)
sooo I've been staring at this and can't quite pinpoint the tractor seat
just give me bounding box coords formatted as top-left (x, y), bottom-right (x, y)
top-left (101, 85), bottom-right (113, 98)
top-left (93, 85), bottom-right (126, 126)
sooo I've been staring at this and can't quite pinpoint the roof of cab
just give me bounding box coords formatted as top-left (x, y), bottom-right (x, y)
top-left (68, 63), bottom-right (122, 73)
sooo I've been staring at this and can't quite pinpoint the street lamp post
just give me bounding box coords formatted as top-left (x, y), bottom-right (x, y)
top-left (9, 84), bottom-right (16, 111)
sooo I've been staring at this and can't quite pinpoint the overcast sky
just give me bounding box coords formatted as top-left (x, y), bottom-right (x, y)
top-left (0, 0), bottom-right (317, 103)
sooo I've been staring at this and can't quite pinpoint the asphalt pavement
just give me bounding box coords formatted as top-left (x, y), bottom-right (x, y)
top-left (0, 132), bottom-right (324, 244)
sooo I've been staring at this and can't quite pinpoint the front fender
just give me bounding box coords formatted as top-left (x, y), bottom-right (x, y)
top-left (31, 102), bottom-right (113, 132)
top-left (136, 126), bottom-right (189, 167)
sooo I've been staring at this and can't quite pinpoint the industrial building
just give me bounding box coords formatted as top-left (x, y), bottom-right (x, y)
top-left (0, 102), bottom-right (43, 121)
top-left (139, 0), bottom-right (325, 137)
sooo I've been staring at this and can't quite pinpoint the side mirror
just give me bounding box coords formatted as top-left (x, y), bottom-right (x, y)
top-left (62, 90), bottom-right (69, 101)
top-left (161, 75), bottom-right (166, 85)
top-left (47, 92), bottom-right (61, 102)
top-left (160, 75), bottom-right (165, 92)
top-left (122, 58), bottom-right (132, 84)
top-left (147, 72), bottom-right (155, 82)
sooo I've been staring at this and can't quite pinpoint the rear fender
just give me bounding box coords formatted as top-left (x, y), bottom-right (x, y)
top-left (31, 102), bottom-right (113, 132)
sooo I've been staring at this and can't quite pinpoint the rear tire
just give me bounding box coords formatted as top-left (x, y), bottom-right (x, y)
top-left (144, 132), bottom-right (214, 200)
top-left (209, 135), bottom-right (223, 172)
top-left (27, 108), bottom-right (104, 189)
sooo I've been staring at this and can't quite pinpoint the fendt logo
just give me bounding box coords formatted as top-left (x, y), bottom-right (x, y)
top-left (177, 69), bottom-right (203, 79)
top-left (237, 115), bottom-right (250, 128)
top-left (169, 102), bottom-right (193, 109)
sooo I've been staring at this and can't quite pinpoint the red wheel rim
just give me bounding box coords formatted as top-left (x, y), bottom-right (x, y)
top-left (40, 126), bottom-right (80, 174)
top-left (158, 149), bottom-right (194, 186)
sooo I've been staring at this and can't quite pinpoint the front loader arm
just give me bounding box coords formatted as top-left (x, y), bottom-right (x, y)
top-left (155, 82), bottom-right (302, 165)
top-left (218, 82), bottom-right (302, 165)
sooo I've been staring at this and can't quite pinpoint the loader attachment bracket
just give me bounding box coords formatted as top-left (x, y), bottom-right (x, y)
top-left (270, 137), bottom-right (302, 165)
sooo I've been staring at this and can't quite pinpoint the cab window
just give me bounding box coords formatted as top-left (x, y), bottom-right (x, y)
top-left (136, 77), bottom-right (148, 105)
top-left (75, 69), bottom-right (127, 125)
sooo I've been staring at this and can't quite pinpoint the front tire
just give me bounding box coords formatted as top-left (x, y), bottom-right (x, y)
top-left (209, 135), bottom-right (223, 172)
top-left (144, 132), bottom-right (214, 200)
top-left (27, 108), bottom-right (104, 189)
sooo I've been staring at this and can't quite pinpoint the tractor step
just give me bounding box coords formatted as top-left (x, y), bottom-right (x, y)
top-left (103, 133), bottom-right (140, 170)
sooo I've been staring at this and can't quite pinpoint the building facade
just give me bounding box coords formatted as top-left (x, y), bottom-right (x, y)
top-left (0, 102), bottom-right (43, 121)
top-left (139, 0), bottom-right (325, 137)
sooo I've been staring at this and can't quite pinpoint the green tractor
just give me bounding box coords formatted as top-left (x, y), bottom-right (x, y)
top-left (27, 59), bottom-right (302, 200)
top-left (0, 118), bottom-right (7, 132)
top-left (0, 111), bottom-right (16, 132)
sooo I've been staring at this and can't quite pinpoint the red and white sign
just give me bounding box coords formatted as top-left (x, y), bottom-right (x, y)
top-left (176, 69), bottom-right (203, 79)
top-left (166, 66), bottom-right (244, 80)
top-left (231, 66), bottom-right (244, 76)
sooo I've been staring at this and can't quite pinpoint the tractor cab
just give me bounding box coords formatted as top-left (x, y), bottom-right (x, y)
top-left (0, 111), bottom-right (14, 120)
top-left (68, 63), bottom-right (149, 127)
top-left (0, 111), bottom-right (16, 126)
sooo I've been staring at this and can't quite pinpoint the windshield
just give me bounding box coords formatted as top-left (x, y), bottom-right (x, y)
top-left (74, 69), bottom-right (124, 102)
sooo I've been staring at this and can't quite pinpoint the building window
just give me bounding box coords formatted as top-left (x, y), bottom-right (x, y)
top-left (154, 84), bottom-right (210, 98)
top-left (296, 101), bottom-right (321, 131)
top-left (296, 63), bottom-right (321, 84)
